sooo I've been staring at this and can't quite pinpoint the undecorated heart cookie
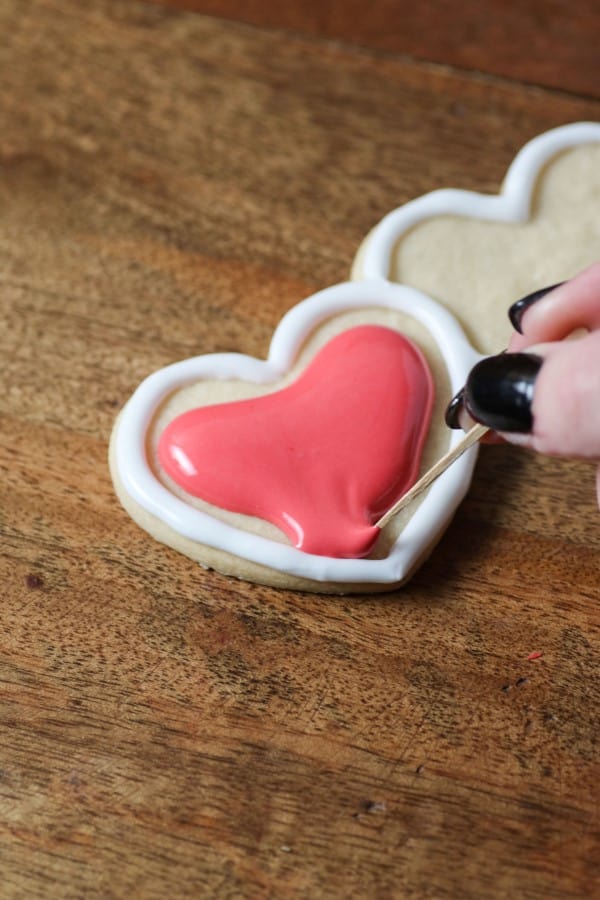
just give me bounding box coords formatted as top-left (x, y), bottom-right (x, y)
top-left (110, 122), bottom-right (600, 593)
top-left (353, 121), bottom-right (600, 355)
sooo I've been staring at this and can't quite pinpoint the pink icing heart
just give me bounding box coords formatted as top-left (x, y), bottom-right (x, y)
top-left (158, 325), bottom-right (434, 558)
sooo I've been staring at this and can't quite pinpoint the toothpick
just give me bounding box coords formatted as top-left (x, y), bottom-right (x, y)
top-left (376, 422), bottom-right (489, 528)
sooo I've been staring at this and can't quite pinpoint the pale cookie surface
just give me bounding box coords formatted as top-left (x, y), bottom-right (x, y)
top-left (110, 281), bottom-right (477, 592)
top-left (111, 123), bottom-right (600, 593)
top-left (353, 122), bottom-right (600, 355)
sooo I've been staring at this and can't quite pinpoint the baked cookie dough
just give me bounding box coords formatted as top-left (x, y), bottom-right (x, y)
top-left (110, 123), bottom-right (600, 593)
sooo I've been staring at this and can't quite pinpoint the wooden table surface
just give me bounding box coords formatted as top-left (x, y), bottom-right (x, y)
top-left (1, 1), bottom-right (599, 896)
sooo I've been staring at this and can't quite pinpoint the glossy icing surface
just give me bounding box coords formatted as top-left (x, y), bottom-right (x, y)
top-left (158, 326), bottom-right (434, 558)
top-left (112, 124), bottom-right (600, 584)
top-left (112, 279), bottom-right (478, 583)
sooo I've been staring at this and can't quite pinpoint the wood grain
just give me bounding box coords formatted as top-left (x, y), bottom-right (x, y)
top-left (147, 0), bottom-right (600, 98)
top-left (1, 1), bottom-right (599, 897)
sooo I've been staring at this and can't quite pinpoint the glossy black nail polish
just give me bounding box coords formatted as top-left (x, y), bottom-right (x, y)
top-left (509, 283), bottom-right (564, 334)
top-left (444, 387), bottom-right (465, 429)
top-left (464, 353), bottom-right (543, 433)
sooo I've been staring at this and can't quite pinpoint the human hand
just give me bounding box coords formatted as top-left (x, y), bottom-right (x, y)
top-left (445, 263), bottom-right (600, 507)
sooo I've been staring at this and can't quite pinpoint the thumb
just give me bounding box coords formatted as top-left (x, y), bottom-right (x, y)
top-left (463, 330), bottom-right (600, 460)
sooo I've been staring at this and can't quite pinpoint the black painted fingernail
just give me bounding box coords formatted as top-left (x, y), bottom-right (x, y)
top-left (464, 353), bottom-right (543, 433)
top-left (444, 387), bottom-right (466, 429)
top-left (509, 283), bottom-right (564, 334)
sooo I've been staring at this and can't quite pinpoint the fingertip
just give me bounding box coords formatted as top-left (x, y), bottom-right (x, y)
top-left (463, 352), bottom-right (542, 434)
top-left (508, 283), bottom-right (565, 334)
top-left (525, 331), bottom-right (600, 459)
top-left (510, 263), bottom-right (600, 345)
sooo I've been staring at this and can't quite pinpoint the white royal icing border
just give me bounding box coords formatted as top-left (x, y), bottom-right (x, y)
top-left (114, 280), bottom-right (480, 584)
top-left (360, 122), bottom-right (600, 281)
top-left (113, 121), bottom-right (600, 585)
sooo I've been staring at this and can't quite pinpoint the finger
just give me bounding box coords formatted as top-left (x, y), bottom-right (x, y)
top-left (530, 331), bottom-right (600, 458)
top-left (447, 264), bottom-right (600, 429)
top-left (444, 386), bottom-right (504, 443)
top-left (509, 263), bottom-right (600, 352)
top-left (464, 330), bottom-right (600, 460)
top-left (456, 405), bottom-right (504, 444)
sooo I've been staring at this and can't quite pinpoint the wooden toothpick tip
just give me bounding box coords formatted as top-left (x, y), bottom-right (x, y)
top-left (376, 422), bottom-right (489, 529)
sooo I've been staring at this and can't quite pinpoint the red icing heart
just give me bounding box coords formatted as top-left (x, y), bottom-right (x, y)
top-left (158, 325), bottom-right (434, 558)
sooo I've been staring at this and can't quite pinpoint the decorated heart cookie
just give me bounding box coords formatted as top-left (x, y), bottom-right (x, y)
top-left (110, 122), bottom-right (600, 593)
top-left (157, 324), bottom-right (434, 559)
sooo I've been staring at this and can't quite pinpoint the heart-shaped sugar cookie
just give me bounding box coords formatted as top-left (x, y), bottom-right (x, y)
top-left (110, 281), bottom-right (476, 592)
top-left (111, 123), bottom-right (600, 592)
top-left (158, 325), bottom-right (434, 559)
top-left (353, 122), bottom-right (600, 355)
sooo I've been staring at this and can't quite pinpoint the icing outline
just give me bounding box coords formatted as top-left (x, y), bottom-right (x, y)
top-left (113, 121), bottom-right (600, 585)
top-left (113, 281), bottom-right (479, 583)
top-left (359, 122), bottom-right (600, 281)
